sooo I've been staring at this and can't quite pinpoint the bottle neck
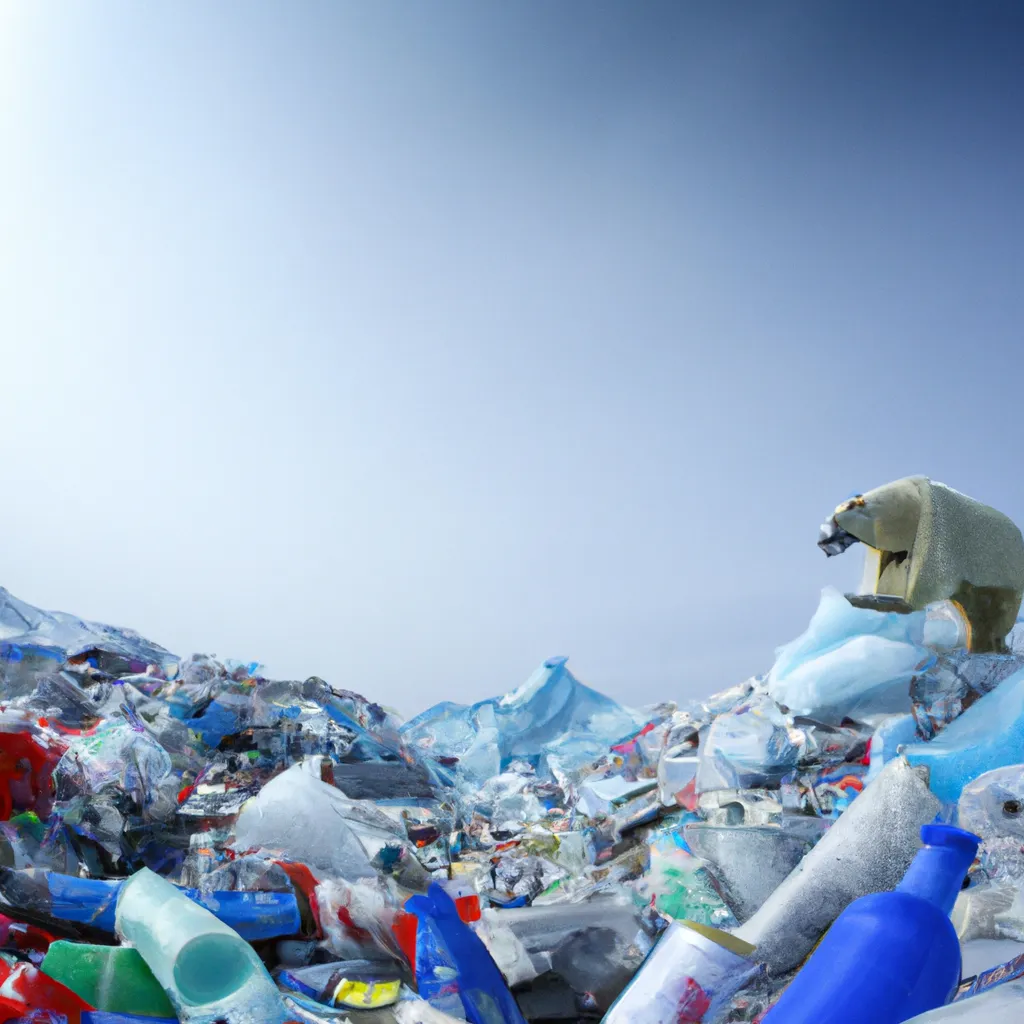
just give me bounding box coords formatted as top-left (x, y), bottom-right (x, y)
top-left (896, 824), bottom-right (979, 918)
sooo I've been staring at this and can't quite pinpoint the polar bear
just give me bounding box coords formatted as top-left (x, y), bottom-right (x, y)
top-left (822, 476), bottom-right (1024, 653)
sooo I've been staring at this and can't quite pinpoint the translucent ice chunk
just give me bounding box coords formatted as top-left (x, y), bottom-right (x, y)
top-left (770, 634), bottom-right (933, 721)
top-left (865, 714), bottom-right (920, 783)
top-left (766, 590), bottom-right (937, 722)
top-left (0, 586), bottom-right (178, 675)
top-left (770, 587), bottom-right (927, 679)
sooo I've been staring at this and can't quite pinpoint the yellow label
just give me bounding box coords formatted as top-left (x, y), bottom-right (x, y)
top-left (332, 977), bottom-right (401, 1009)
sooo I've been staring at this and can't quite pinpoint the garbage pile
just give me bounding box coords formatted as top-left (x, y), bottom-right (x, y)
top-left (3, 476), bottom-right (1024, 1023)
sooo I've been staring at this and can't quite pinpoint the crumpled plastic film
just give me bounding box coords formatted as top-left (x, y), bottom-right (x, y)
top-left (0, 523), bottom-right (1020, 1024)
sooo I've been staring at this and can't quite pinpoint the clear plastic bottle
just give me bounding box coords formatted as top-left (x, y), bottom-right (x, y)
top-left (115, 867), bottom-right (295, 1024)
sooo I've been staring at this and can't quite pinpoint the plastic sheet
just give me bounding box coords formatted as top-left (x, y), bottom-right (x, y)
top-left (695, 696), bottom-right (800, 793)
top-left (0, 506), bottom-right (1019, 1024)
top-left (400, 657), bottom-right (645, 784)
top-left (766, 588), bottom-right (935, 722)
top-left (904, 667), bottom-right (1024, 805)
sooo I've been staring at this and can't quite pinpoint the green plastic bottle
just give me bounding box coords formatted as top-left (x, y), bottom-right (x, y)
top-left (41, 940), bottom-right (177, 1018)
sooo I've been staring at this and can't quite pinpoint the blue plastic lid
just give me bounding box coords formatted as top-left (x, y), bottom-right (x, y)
top-left (921, 823), bottom-right (980, 856)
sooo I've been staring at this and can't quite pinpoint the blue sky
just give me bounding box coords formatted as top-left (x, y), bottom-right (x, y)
top-left (1, 2), bottom-right (1022, 713)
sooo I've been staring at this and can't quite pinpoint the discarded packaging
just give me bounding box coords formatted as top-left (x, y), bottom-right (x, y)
top-left (0, 477), bottom-right (1021, 1023)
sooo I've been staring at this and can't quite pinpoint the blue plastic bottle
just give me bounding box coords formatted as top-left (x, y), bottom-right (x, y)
top-left (765, 823), bottom-right (979, 1024)
top-left (405, 883), bottom-right (528, 1024)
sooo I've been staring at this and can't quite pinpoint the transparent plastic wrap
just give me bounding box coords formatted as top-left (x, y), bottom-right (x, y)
top-left (695, 695), bottom-right (800, 793)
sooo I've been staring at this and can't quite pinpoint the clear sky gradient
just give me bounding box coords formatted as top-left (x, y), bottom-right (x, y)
top-left (2, 2), bottom-right (1022, 713)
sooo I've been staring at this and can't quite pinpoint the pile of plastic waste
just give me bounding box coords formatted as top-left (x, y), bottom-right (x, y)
top-left (4, 475), bottom-right (1024, 1023)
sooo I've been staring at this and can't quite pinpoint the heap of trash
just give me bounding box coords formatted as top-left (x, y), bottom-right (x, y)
top-left (4, 475), bottom-right (1024, 1023)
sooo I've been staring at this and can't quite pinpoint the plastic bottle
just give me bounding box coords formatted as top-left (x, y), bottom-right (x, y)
top-left (41, 941), bottom-right (176, 1018)
top-left (114, 867), bottom-right (296, 1024)
top-left (405, 882), bottom-right (528, 1024)
top-left (764, 823), bottom-right (980, 1023)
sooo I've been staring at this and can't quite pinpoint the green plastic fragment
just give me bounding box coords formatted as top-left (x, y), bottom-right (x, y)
top-left (41, 940), bottom-right (177, 1018)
